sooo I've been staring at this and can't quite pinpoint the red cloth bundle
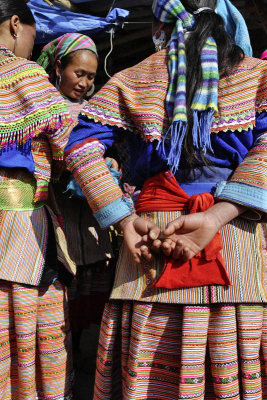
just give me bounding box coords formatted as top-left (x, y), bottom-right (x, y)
top-left (135, 171), bottom-right (231, 289)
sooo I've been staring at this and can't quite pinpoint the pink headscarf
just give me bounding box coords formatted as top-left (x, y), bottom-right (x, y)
top-left (260, 50), bottom-right (267, 60)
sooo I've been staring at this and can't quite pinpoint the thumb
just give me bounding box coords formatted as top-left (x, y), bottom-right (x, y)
top-left (163, 217), bottom-right (184, 236)
top-left (147, 221), bottom-right (161, 240)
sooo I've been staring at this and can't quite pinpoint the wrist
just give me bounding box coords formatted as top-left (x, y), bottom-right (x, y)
top-left (205, 201), bottom-right (247, 230)
top-left (115, 213), bottom-right (137, 231)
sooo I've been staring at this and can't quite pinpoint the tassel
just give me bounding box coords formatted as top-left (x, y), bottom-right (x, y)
top-left (192, 109), bottom-right (214, 154)
top-left (158, 121), bottom-right (187, 174)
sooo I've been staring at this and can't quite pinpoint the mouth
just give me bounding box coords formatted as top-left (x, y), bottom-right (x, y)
top-left (73, 89), bottom-right (86, 96)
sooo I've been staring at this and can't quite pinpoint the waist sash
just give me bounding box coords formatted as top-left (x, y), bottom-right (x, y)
top-left (135, 171), bottom-right (231, 289)
top-left (0, 178), bottom-right (44, 211)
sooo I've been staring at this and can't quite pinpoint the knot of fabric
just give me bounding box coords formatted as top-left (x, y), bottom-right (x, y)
top-left (136, 171), bottom-right (231, 289)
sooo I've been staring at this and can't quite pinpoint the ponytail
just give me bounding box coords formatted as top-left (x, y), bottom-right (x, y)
top-left (182, 0), bottom-right (244, 171)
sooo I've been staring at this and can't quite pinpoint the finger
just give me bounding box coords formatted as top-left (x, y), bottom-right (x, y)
top-left (181, 246), bottom-right (193, 262)
top-left (147, 221), bottom-right (161, 240)
top-left (162, 239), bottom-right (176, 257)
top-left (151, 239), bottom-right (162, 254)
top-left (163, 217), bottom-right (185, 237)
top-left (140, 245), bottom-right (153, 261)
top-left (132, 251), bottom-right (141, 264)
top-left (141, 234), bottom-right (149, 243)
top-left (172, 240), bottom-right (185, 259)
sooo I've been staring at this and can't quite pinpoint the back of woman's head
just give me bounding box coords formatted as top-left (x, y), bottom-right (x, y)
top-left (180, 0), bottom-right (244, 168)
top-left (183, 0), bottom-right (243, 101)
top-left (153, 0), bottom-right (245, 172)
top-left (0, 0), bottom-right (35, 26)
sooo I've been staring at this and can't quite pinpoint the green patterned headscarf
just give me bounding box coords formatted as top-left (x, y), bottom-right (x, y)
top-left (37, 32), bottom-right (98, 79)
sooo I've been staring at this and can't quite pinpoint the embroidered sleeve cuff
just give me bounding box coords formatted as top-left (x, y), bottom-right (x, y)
top-left (215, 181), bottom-right (267, 217)
top-left (93, 196), bottom-right (134, 229)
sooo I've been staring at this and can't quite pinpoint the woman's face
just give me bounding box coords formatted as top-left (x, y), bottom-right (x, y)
top-left (56, 50), bottom-right (98, 100)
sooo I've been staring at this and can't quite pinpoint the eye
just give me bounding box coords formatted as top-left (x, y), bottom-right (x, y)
top-left (76, 72), bottom-right (83, 78)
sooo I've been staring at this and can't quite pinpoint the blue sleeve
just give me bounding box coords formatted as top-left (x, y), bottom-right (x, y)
top-left (65, 116), bottom-right (124, 152)
top-left (214, 112), bottom-right (267, 216)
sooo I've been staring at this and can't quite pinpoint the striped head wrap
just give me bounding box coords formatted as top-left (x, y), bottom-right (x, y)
top-left (152, 0), bottom-right (219, 171)
top-left (37, 32), bottom-right (98, 78)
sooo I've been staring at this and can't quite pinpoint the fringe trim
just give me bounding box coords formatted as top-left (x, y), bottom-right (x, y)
top-left (0, 112), bottom-right (71, 149)
top-left (158, 121), bottom-right (187, 174)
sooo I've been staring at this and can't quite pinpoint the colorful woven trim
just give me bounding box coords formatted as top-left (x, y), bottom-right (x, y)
top-left (0, 47), bottom-right (72, 150)
top-left (81, 50), bottom-right (170, 141)
top-left (212, 57), bottom-right (267, 133)
top-left (83, 53), bottom-right (267, 142)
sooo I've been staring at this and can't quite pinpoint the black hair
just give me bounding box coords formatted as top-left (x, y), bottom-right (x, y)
top-left (181, 0), bottom-right (244, 172)
top-left (0, 0), bottom-right (35, 26)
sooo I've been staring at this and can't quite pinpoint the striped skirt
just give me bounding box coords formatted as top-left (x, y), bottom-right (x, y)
top-left (0, 279), bottom-right (73, 400)
top-left (94, 301), bottom-right (267, 400)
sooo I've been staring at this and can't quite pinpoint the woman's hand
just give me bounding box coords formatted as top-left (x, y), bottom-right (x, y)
top-left (117, 214), bottom-right (161, 264)
top-left (159, 211), bottom-right (219, 261)
top-left (156, 201), bottom-right (247, 261)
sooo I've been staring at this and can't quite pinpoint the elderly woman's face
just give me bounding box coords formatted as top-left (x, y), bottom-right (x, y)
top-left (56, 49), bottom-right (98, 100)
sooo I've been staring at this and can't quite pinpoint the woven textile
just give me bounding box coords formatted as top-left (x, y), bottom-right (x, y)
top-left (0, 178), bottom-right (44, 210)
top-left (94, 301), bottom-right (267, 400)
top-left (0, 46), bottom-right (73, 202)
top-left (82, 54), bottom-right (267, 143)
top-left (110, 210), bottom-right (267, 304)
top-left (228, 133), bottom-right (267, 189)
top-left (0, 47), bottom-right (71, 153)
top-left (65, 138), bottom-right (124, 213)
top-left (0, 169), bottom-right (75, 286)
top-left (0, 279), bottom-right (73, 400)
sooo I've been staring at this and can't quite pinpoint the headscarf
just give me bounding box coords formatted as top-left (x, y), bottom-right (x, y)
top-left (152, 0), bottom-right (251, 172)
top-left (152, 0), bottom-right (219, 171)
top-left (37, 32), bottom-right (98, 78)
top-left (261, 50), bottom-right (267, 61)
top-left (216, 0), bottom-right (252, 57)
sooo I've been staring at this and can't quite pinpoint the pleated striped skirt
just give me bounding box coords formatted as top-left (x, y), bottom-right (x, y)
top-left (0, 279), bottom-right (73, 400)
top-left (94, 301), bottom-right (267, 400)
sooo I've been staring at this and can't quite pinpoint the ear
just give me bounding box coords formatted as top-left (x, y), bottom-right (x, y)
top-left (10, 15), bottom-right (20, 38)
top-left (155, 22), bottom-right (166, 39)
top-left (55, 59), bottom-right (62, 78)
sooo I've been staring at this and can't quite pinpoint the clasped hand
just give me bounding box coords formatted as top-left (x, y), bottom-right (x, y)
top-left (118, 212), bottom-right (220, 264)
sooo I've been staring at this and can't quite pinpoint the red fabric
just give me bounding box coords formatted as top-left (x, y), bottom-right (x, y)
top-left (135, 171), bottom-right (231, 289)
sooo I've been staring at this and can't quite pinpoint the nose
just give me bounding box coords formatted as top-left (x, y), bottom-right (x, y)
top-left (78, 76), bottom-right (88, 89)
top-left (79, 76), bottom-right (94, 90)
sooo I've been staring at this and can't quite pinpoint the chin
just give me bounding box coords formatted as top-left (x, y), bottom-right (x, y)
top-left (75, 94), bottom-right (85, 101)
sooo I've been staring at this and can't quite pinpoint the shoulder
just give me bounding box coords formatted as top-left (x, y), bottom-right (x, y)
top-left (0, 55), bottom-right (49, 87)
top-left (228, 56), bottom-right (267, 75)
top-left (113, 49), bottom-right (169, 84)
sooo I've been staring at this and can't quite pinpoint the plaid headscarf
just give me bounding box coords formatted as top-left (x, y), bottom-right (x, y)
top-left (37, 32), bottom-right (98, 78)
top-left (152, 0), bottom-right (219, 171)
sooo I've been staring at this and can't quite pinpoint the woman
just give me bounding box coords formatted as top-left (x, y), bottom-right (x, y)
top-left (38, 34), bottom-right (116, 346)
top-left (37, 32), bottom-right (98, 121)
top-left (0, 1), bottom-right (75, 399)
top-left (65, 0), bottom-right (267, 398)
